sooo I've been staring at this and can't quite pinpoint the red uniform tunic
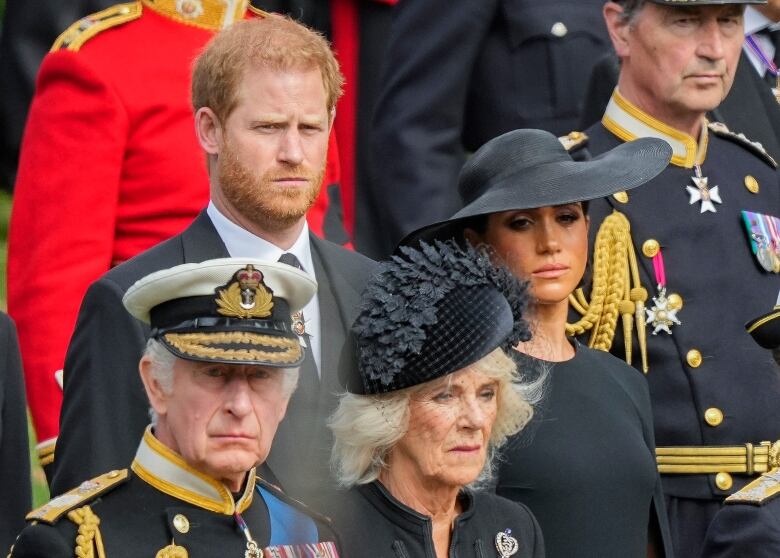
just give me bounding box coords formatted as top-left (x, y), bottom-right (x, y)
top-left (7, 0), bottom-right (339, 448)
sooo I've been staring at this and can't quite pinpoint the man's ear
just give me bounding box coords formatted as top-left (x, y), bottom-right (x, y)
top-left (139, 356), bottom-right (170, 418)
top-left (603, 2), bottom-right (632, 58)
top-left (195, 107), bottom-right (223, 156)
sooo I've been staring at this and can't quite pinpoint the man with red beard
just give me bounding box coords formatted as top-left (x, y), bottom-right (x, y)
top-left (50, 16), bottom-right (376, 506)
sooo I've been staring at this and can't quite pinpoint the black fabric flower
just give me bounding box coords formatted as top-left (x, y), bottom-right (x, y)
top-left (349, 240), bottom-right (531, 394)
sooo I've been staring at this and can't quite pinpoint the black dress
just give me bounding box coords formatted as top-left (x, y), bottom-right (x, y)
top-left (496, 343), bottom-right (671, 558)
top-left (327, 480), bottom-right (544, 558)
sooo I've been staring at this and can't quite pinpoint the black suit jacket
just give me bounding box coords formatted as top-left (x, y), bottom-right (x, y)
top-left (0, 313), bottom-right (31, 554)
top-left (579, 51), bottom-right (780, 160)
top-left (51, 211), bottom-right (376, 501)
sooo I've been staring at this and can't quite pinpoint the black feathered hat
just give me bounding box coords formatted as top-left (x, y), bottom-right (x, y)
top-left (341, 240), bottom-right (531, 394)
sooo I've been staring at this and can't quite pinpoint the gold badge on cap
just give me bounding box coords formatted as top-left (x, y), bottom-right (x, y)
top-left (215, 265), bottom-right (274, 319)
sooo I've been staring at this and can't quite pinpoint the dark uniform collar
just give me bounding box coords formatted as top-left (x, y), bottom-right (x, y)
top-left (602, 88), bottom-right (710, 168)
top-left (141, 0), bottom-right (251, 30)
top-left (131, 426), bottom-right (255, 514)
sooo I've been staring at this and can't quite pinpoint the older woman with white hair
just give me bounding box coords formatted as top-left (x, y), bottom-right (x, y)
top-left (326, 240), bottom-right (545, 558)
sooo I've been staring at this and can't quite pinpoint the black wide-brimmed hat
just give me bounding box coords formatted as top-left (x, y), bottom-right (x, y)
top-left (400, 129), bottom-right (672, 247)
top-left (745, 292), bottom-right (780, 350)
top-left (123, 258), bottom-right (317, 366)
top-left (340, 240), bottom-right (531, 395)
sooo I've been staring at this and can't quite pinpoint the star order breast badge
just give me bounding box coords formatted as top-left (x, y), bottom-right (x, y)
top-left (686, 166), bottom-right (722, 213)
top-left (645, 286), bottom-right (682, 335)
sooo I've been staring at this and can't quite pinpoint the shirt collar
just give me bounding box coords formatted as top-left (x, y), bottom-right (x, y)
top-left (207, 202), bottom-right (315, 277)
top-left (745, 6), bottom-right (774, 36)
top-left (602, 88), bottom-right (708, 168)
top-left (140, 0), bottom-right (250, 31)
top-left (131, 426), bottom-right (255, 514)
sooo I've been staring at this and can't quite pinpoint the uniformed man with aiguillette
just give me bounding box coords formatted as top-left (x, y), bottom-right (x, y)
top-left (564, 1), bottom-right (780, 556)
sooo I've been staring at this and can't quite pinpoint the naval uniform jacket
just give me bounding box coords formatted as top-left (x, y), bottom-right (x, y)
top-left (581, 90), bottom-right (780, 502)
top-left (701, 467), bottom-right (780, 557)
top-left (52, 211), bottom-right (376, 501)
top-left (326, 481), bottom-right (544, 558)
top-left (10, 428), bottom-right (340, 557)
top-left (6, 0), bottom-right (345, 453)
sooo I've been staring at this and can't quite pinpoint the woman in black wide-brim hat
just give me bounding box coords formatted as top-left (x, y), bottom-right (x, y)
top-left (401, 128), bottom-right (674, 558)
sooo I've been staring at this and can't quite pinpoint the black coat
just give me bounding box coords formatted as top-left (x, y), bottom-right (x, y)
top-left (496, 344), bottom-right (673, 558)
top-left (326, 481), bottom-right (544, 558)
top-left (51, 211), bottom-right (376, 503)
top-left (359, 0), bottom-right (611, 257)
top-left (0, 313), bottom-right (31, 554)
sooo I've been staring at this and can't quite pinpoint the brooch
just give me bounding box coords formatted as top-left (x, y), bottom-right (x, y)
top-left (495, 529), bottom-right (519, 557)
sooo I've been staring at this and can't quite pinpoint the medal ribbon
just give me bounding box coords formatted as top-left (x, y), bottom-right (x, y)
top-left (746, 34), bottom-right (779, 77)
top-left (234, 512), bottom-right (262, 557)
top-left (652, 249), bottom-right (667, 289)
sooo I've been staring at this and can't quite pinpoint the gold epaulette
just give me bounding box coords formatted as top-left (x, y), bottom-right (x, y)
top-left (558, 131), bottom-right (589, 152)
top-left (247, 4), bottom-right (270, 17)
top-left (726, 468), bottom-right (780, 506)
top-left (51, 2), bottom-right (142, 52)
top-left (26, 469), bottom-right (128, 524)
top-left (708, 121), bottom-right (778, 169)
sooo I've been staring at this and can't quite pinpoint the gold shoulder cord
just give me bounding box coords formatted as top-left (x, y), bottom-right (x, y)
top-left (567, 210), bottom-right (649, 372)
top-left (67, 505), bottom-right (106, 558)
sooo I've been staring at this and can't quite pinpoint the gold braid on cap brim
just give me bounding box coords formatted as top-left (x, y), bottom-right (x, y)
top-left (567, 210), bottom-right (649, 372)
top-left (67, 505), bottom-right (106, 558)
top-left (163, 332), bottom-right (302, 364)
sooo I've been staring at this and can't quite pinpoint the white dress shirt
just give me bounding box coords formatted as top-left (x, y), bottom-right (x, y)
top-left (207, 202), bottom-right (322, 375)
top-left (744, 7), bottom-right (780, 77)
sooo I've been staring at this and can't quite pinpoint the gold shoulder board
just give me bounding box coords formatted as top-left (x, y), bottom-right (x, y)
top-left (247, 4), bottom-right (270, 17)
top-left (708, 121), bottom-right (778, 169)
top-left (51, 1), bottom-right (142, 52)
top-left (725, 468), bottom-right (780, 506)
top-left (26, 469), bottom-right (129, 524)
top-left (558, 131), bottom-right (589, 153)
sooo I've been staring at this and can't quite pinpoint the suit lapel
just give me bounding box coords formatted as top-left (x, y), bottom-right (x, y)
top-left (180, 210), bottom-right (230, 262)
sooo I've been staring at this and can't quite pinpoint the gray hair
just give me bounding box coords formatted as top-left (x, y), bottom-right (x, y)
top-left (329, 347), bottom-right (542, 488)
top-left (614, 0), bottom-right (647, 24)
top-left (142, 338), bottom-right (300, 425)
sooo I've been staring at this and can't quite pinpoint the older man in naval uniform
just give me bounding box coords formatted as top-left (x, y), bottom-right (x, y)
top-left (565, 1), bottom-right (780, 556)
top-left (10, 258), bottom-right (340, 557)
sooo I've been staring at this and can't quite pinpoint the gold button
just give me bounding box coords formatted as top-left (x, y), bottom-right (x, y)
top-left (686, 349), bottom-right (701, 368)
top-left (667, 293), bottom-right (683, 310)
top-left (744, 175), bottom-right (760, 194)
top-left (173, 514), bottom-right (190, 534)
top-left (642, 239), bottom-right (660, 258)
top-left (613, 191), bottom-right (629, 204)
top-left (705, 407), bottom-right (724, 427)
top-left (715, 472), bottom-right (733, 491)
top-left (107, 470), bottom-right (120, 479)
top-left (569, 131), bottom-right (582, 140)
top-left (551, 22), bottom-right (568, 37)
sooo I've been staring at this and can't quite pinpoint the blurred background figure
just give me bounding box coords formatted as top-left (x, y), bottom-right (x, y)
top-left (0, 312), bottom-right (30, 555)
top-left (356, 0), bottom-right (611, 258)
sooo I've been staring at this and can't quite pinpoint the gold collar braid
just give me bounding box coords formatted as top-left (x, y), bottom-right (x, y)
top-left (141, 0), bottom-right (250, 30)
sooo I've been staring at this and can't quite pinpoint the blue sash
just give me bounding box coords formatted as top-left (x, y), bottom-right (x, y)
top-left (257, 485), bottom-right (319, 545)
